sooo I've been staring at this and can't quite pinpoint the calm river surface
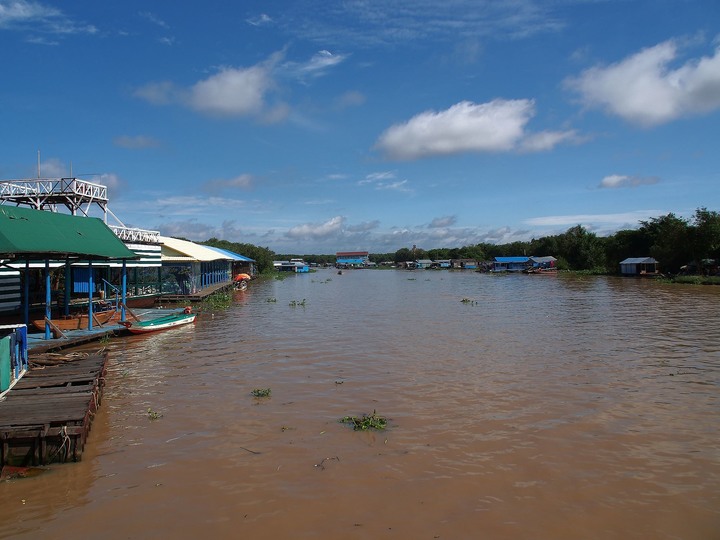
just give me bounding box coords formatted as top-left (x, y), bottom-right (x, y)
top-left (1, 269), bottom-right (719, 539)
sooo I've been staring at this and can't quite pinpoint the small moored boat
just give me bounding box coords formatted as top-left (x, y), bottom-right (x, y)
top-left (119, 309), bottom-right (196, 334)
top-left (32, 309), bottom-right (119, 337)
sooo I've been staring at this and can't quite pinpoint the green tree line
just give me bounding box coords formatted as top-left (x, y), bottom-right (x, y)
top-left (202, 208), bottom-right (719, 275)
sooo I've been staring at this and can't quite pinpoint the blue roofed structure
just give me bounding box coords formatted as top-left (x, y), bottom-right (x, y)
top-left (204, 245), bottom-right (256, 277)
top-left (204, 245), bottom-right (255, 262)
top-left (336, 251), bottom-right (369, 268)
top-left (493, 257), bottom-right (530, 272)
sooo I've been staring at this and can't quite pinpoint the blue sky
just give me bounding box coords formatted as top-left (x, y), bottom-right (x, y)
top-left (1, 1), bottom-right (719, 254)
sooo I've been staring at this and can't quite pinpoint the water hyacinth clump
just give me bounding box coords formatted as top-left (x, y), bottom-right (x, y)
top-left (251, 388), bottom-right (271, 398)
top-left (339, 410), bottom-right (388, 431)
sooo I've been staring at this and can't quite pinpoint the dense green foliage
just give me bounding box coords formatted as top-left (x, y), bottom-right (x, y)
top-left (199, 207), bottom-right (719, 276)
top-left (385, 208), bottom-right (720, 274)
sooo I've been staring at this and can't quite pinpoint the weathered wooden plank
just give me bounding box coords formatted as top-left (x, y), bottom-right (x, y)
top-left (0, 351), bottom-right (108, 466)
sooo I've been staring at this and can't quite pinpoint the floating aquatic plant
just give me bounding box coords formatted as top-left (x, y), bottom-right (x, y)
top-left (339, 410), bottom-right (388, 431)
top-left (147, 407), bottom-right (163, 420)
top-left (251, 388), bottom-right (271, 398)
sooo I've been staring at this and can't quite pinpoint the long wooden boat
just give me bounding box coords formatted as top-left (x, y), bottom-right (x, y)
top-left (119, 311), bottom-right (196, 334)
top-left (525, 267), bottom-right (558, 275)
top-left (32, 309), bottom-right (119, 336)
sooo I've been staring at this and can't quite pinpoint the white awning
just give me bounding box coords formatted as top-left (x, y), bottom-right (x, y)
top-left (159, 236), bottom-right (229, 263)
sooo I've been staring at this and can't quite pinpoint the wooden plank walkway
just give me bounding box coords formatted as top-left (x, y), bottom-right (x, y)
top-left (0, 350), bottom-right (107, 468)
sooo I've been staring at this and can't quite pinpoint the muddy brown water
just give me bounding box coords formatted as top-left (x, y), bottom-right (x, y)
top-left (1, 270), bottom-right (718, 539)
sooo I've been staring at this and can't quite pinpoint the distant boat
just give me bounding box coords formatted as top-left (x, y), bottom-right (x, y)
top-left (524, 267), bottom-right (558, 275)
top-left (119, 310), bottom-right (196, 334)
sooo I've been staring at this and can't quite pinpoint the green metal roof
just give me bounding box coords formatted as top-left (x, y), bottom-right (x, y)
top-left (0, 205), bottom-right (137, 260)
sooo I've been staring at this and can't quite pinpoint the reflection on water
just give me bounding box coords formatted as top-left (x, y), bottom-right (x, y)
top-left (1, 270), bottom-right (719, 539)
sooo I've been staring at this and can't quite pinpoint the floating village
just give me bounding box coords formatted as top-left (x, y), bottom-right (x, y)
top-left (0, 176), bottom-right (667, 473)
top-left (0, 177), bottom-right (257, 472)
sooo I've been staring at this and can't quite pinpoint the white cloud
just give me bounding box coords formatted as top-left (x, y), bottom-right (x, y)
top-left (375, 99), bottom-right (575, 160)
top-left (203, 174), bottom-right (254, 192)
top-left (520, 129), bottom-right (580, 152)
top-left (599, 174), bottom-right (660, 189)
top-left (566, 39), bottom-right (720, 126)
top-left (134, 50), bottom-right (330, 123)
top-left (287, 1), bottom-right (563, 48)
top-left (246, 13), bottom-right (272, 27)
top-left (134, 63), bottom-right (284, 121)
top-left (139, 11), bottom-right (168, 29)
top-left (92, 173), bottom-right (125, 199)
top-left (0, 0), bottom-right (96, 36)
top-left (132, 81), bottom-right (177, 105)
top-left (281, 50), bottom-right (348, 82)
top-left (0, 0), bottom-right (56, 26)
top-left (346, 220), bottom-right (380, 233)
top-left (358, 171), bottom-right (413, 192)
top-left (286, 216), bottom-right (345, 240)
top-left (301, 50), bottom-right (346, 75)
top-left (429, 216), bottom-right (456, 228)
top-left (157, 219), bottom-right (225, 242)
top-left (524, 211), bottom-right (663, 228)
top-left (189, 65), bottom-right (272, 117)
top-left (38, 157), bottom-right (66, 177)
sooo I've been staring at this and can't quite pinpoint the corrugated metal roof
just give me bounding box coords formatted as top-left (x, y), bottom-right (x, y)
top-left (620, 257), bottom-right (657, 264)
top-left (530, 256), bottom-right (557, 263)
top-left (0, 205), bottom-right (137, 260)
top-left (495, 256), bottom-right (530, 263)
top-left (204, 245), bottom-right (255, 262)
top-left (159, 236), bottom-right (227, 262)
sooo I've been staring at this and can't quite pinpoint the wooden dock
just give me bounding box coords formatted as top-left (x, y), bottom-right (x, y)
top-left (0, 350), bottom-right (107, 468)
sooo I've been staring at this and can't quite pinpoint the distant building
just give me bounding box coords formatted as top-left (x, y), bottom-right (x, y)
top-left (492, 257), bottom-right (530, 272)
top-left (336, 251), bottom-right (369, 268)
top-left (274, 259), bottom-right (310, 273)
top-left (529, 256), bottom-right (557, 270)
top-left (451, 259), bottom-right (478, 269)
top-left (620, 257), bottom-right (659, 276)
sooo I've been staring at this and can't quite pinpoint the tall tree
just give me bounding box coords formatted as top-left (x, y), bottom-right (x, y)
top-left (690, 207), bottom-right (720, 268)
top-left (638, 213), bottom-right (691, 273)
top-left (555, 225), bottom-right (605, 271)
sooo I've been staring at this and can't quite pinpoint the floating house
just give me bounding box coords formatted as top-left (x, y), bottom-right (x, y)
top-left (274, 259), bottom-right (310, 273)
top-left (0, 177), bottom-right (255, 317)
top-left (336, 251), bottom-right (369, 268)
top-left (416, 259), bottom-right (434, 269)
top-left (0, 204), bottom-right (138, 339)
top-left (619, 257), bottom-right (659, 276)
top-left (159, 236), bottom-right (236, 295)
top-left (205, 245), bottom-right (256, 278)
top-left (0, 177), bottom-right (162, 311)
top-left (451, 259), bottom-right (478, 269)
top-left (492, 257), bottom-right (531, 272)
top-left (526, 256), bottom-right (558, 273)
